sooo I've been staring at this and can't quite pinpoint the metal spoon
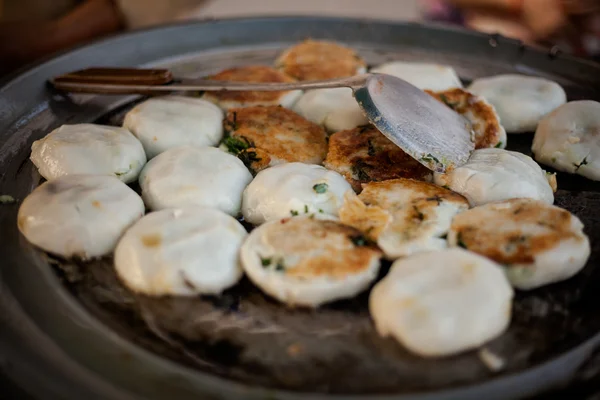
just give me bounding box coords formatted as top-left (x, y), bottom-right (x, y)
top-left (50, 68), bottom-right (474, 172)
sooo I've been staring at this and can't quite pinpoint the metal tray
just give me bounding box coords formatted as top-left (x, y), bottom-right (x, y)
top-left (1, 16), bottom-right (600, 400)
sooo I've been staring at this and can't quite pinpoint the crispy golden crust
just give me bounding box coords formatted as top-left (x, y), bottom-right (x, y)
top-left (324, 125), bottom-right (432, 192)
top-left (426, 88), bottom-right (504, 149)
top-left (547, 172), bottom-right (558, 192)
top-left (338, 191), bottom-right (392, 241)
top-left (263, 217), bottom-right (381, 279)
top-left (224, 106), bottom-right (328, 166)
top-left (451, 199), bottom-right (581, 265)
top-left (275, 39), bottom-right (366, 81)
top-left (141, 233), bottom-right (162, 248)
top-left (237, 147), bottom-right (272, 173)
top-left (17, 215), bottom-right (26, 232)
top-left (359, 179), bottom-right (468, 210)
top-left (206, 65), bottom-right (296, 104)
top-left (364, 180), bottom-right (468, 243)
top-left (340, 179), bottom-right (469, 242)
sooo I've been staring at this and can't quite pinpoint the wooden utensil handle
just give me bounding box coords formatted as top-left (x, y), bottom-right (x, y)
top-left (50, 67), bottom-right (370, 95)
top-left (52, 68), bottom-right (173, 85)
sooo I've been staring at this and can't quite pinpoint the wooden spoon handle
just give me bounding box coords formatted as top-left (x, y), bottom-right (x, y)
top-left (49, 67), bottom-right (368, 95)
top-left (52, 67), bottom-right (173, 85)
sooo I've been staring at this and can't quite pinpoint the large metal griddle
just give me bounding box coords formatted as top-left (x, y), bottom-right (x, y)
top-left (1, 17), bottom-right (600, 400)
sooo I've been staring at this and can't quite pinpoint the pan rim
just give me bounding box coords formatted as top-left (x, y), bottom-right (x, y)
top-left (2, 15), bottom-right (600, 92)
top-left (1, 16), bottom-right (599, 400)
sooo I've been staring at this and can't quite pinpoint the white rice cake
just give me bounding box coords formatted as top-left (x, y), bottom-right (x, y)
top-left (339, 179), bottom-right (469, 259)
top-left (115, 208), bottom-right (247, 296)
top-left (448, 198), bottom-right (590, 290)
top-left (370, 248), bottom-right (513, 357)
top-left (18, 174), bottom-right (144, 259)
top-left (139, 146), bottom-right (252, 216)
top-left (426, 88), bottom-right (507, 149)
top-left (123, 95), bottom-right (223, 159)
top-left (242, 162), bottom-right (353, 225)
top-left (241, 215), bottom-right (382, 307)
top-left (30, 124), bottom-right (146, 184)
top-left (532, 100), bottom-right (600, 181)
top-left (370, 61), bottom-right (463, 91)
top-left (434, 148), bottom-right (556, 207)
top-left (293, 87), bottom-right (368, 133)
top-left (202, 65), bottom-right (302, 110)
top-left (468, 74), bottom-right (566, 133)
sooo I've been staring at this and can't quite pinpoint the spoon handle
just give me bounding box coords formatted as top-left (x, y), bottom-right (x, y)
top-left (50, 67), bottom-right (367, 94)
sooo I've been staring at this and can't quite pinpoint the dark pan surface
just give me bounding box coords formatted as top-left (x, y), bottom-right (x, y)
top-left (1, 17), bottom-right (600, 400)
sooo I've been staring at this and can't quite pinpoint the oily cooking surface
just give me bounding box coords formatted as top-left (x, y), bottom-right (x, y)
top-left (8, 43), bottom-right (600, 395)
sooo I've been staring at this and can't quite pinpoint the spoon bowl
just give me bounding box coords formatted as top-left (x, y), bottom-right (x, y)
top-left (354, 73), bottom-right (474, 172)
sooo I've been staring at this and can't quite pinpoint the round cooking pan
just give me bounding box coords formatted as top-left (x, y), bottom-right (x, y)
top-left (1, 16), bottom-right (600, 400)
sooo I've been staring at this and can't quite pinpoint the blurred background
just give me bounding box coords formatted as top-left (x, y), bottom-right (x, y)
top-left (0, 0), bottom-right (599, 76)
